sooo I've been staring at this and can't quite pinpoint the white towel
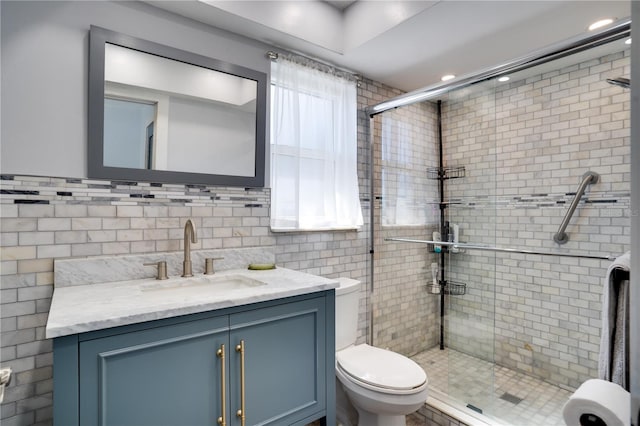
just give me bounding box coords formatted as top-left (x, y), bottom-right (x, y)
top-left (598, 251), bottom-right (630, 390)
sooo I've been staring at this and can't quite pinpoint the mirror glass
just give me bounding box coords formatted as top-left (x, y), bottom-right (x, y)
top-left (89, 26), bottom-right (266, 187)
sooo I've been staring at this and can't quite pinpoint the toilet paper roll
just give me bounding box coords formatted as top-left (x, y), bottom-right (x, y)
top-left (563, 379), bottom-right (630, 426)
top-left (0, 367), bottom-right (11, 404)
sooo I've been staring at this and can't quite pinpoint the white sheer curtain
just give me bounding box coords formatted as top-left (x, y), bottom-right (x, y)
top-left (270, 56), bottom-right (363, 231)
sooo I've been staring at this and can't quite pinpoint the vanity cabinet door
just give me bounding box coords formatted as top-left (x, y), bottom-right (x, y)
top-left (79, 316), bottom-right (229, 426)
top-left (229, 296), bottom-right (326, 426)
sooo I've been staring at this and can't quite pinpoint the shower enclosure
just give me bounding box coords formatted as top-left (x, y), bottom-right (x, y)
top-left (367, 21), bottom-right (631, 426)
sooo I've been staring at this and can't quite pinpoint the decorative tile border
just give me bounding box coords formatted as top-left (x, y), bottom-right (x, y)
top-left (0, 175), bottom-right (269, 208)
top-left (444, 192), bottom-right (630, 210)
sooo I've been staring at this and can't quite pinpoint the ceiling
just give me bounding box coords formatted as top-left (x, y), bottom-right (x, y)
top-left (146, 1), bottom-right (630, 93)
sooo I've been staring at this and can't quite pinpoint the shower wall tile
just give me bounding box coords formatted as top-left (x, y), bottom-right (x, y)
top-left (441, 49), bottom-right (630, 389)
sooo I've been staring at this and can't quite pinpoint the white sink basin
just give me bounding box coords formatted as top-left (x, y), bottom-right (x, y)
top-left (141, 274), bottom-right (266, 292)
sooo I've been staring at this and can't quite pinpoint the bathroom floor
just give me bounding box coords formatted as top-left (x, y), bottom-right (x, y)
top-left (411, 347), bottom-right (573, 426)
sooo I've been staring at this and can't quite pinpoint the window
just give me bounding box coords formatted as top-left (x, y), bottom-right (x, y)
top-left (270, 57), bottom-right (363, 231)
top-left (381, 117), bottom-right (425, 225)
top-left (380, 109), bottom-right (438, 227)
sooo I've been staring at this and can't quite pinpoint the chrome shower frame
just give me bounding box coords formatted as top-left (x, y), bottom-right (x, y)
top-left (366, 18), bottom-right (630, 117)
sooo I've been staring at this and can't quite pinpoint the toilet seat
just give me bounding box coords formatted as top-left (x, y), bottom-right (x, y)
top-left (336, 344), bottom-right (427, 393)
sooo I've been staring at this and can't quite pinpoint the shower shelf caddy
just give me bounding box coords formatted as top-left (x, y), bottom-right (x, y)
top-left (427, 166), bottom-right (466, 180)
top-left (444, 281), bottom-right (466, 296)
top-left (426, 242), bottom-right (465, 254)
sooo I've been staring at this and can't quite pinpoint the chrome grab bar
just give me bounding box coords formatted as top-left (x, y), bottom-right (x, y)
top-left (553, 171), bottom-right (599, 245)
top-left (384, 238), bottom-right (616, 261)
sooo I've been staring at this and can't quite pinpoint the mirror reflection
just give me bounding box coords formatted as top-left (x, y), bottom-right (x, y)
top-left (103, 43), bottom-right (257, 177)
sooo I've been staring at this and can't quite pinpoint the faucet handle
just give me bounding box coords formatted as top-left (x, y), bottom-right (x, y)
top-left (144, 261), bottom-right (169, 280)
top-left (204, 257), bottom-right (224, 275)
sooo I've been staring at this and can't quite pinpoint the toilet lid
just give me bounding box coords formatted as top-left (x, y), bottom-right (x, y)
top-left (336, 344), bottom-right (427, 391)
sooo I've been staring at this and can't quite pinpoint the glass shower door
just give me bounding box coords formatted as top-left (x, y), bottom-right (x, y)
top-left (371, 102), bottom-right (441, 357)
top-left (442, 79), bottom-right (498, 415)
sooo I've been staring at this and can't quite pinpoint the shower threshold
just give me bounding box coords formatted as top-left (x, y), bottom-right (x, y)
top-left (411, 347), bottom-right (573, 426)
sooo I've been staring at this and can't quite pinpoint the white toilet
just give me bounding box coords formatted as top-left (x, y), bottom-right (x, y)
top-left (334, 278), bottom-right (429, 426)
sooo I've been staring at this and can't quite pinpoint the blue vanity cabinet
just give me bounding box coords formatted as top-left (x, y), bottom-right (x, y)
top-left (229, 297), bottom-right (327, 425)
top-left (78, 315), bottom-right (229, 426)
top-left (53, 292), bottom-right (336, 426)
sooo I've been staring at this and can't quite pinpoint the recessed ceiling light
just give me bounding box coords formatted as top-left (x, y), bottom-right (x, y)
top-left (588, 18), bottom-right (614, 31)
top-left (625, 38), bottom-right (632, 45)
top-left (498, 76), bottom-right (510, 82)
top-left (441, 74), bottom-right (455, 82)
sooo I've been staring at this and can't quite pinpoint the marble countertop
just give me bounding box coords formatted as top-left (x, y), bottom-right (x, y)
top-left (45, 267), bottom-right (338, 338)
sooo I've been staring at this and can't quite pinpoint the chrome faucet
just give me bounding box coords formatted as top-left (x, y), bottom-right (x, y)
top-left (182, 219), bottom-right (198, 277)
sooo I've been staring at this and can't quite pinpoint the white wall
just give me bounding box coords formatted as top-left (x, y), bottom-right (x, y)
top-left (167, 97), bottom-right (256, 176)
top-left (0, 0), bottom-right (270, 179)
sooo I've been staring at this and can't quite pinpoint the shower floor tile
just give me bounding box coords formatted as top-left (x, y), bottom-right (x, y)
top-left (412, 347), bottom-right (573, 426)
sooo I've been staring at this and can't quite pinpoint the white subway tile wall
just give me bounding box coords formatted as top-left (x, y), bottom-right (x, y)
top-left (0, 180), bottom-right (276, 425)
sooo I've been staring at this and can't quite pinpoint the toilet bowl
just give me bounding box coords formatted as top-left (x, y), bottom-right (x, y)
top-left (336, 343), bottom-right (429, 426)
top-left (334, 278), bottom-right (429, 426)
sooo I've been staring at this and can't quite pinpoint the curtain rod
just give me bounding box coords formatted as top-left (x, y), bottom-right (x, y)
top-left (366, 18), bottom-right (631, 117)
top-left (265, 49), bottom-right (361, 81)
top-left (384, 238), bottom-right (618, 261)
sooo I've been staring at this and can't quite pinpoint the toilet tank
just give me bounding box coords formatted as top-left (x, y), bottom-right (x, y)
top-left (335, 277), bottom-right (361, 351)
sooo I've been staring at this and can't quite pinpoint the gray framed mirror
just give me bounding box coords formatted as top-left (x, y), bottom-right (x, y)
top-left (88, 26), bottom-right (266, 187)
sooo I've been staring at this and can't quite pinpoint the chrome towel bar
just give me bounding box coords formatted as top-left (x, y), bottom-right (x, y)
top-left (384, 238), bottom-right (616, 261)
